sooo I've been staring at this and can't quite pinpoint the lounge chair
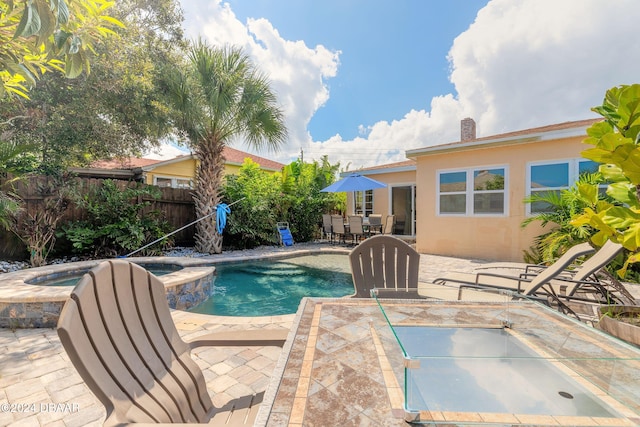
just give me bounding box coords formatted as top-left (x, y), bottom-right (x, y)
top-left (456, 242), bottom-right (595, 282)
top-left (474, 242), bottom-right (595, 274)
top-left (277, 221), bottom-right (294, 246)
top-left (435, 240), bottom-right (629, 303)
top-left (57, 260), bottom-right (288, 426)
top-left (434, 242), bottom-right (594, 292)
top-left (349, 234), bottom-right (420, 298)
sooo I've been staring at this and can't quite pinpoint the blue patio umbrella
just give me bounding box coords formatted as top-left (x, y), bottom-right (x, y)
top-left (320, 173), bottom-right (387, 192)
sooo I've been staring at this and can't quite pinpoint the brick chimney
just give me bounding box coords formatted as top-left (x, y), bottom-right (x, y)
top-left (460, 117), bottom-right (476, 142)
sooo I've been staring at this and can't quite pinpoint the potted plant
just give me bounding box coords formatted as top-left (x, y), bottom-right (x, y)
top-left (597, 305), bottom-right (640, 347)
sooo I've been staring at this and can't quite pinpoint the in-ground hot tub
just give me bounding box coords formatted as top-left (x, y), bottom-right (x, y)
top-left (0, 257), bottom-right (216, 328)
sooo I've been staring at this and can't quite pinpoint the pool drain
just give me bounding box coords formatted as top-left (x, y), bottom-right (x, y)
top-left (558, 391), bottom-right (574, 399)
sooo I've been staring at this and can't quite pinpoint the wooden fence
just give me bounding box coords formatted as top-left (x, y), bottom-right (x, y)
top-left (0, 175), bottom-right (196, 259)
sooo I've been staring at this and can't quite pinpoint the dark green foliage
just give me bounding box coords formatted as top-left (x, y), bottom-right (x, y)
top-left (221, 156), bottom-right (343, 250)
top-left (522, 173), bottom-right (605, 264)
top-left (222, 160), bottom-right (281, 249)
top-left (0, 0), bottom-right (186, 169)
top-left (60, 180), bottom-right (173, 257)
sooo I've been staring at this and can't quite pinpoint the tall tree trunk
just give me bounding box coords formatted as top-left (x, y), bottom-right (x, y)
top-left (193, 140), bottom-right (226, 253)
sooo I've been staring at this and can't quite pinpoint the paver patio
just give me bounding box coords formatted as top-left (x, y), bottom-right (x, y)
top-left (1, 242), bottom-right (637, 426)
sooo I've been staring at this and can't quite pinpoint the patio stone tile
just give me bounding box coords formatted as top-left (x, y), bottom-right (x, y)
top-left (3, 243), bottom-right (640, 426)
top-left (246, 355), bottom-right (276, 371)
top-left (7, 414), bottom-right (40, 426)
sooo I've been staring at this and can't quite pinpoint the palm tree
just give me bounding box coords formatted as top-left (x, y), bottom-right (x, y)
top-left (165, 41), bottom-right (287, 253)
top-left (521, 172), bottom-right (604, 263)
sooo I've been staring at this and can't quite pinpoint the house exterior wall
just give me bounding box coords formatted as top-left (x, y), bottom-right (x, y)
top-left (144, 158), bottom-right (198, 186)
top-left (143, 157), bottom-right (280, 188)
top-left (345, 169), bottom-right (416, 220)
top-left (414, 135), bottom-right (586, 261)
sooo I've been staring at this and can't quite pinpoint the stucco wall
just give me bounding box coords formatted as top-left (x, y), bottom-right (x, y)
top-left (143, 158), bottom-right (277, 187)
top-left (414, 135), bottom-right (587, 262)
top-left (145, 158), bottom-right (198, 185)
top-left (345, 169), bottom-right (416, 219)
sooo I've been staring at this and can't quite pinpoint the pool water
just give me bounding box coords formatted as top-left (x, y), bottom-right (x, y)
top-left (189, 254), bottom-right (353, 316)
top-left (27, 264), bottom-right (182, 287)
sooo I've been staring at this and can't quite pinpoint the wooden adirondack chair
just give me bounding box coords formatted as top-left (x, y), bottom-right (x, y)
top-left (57, 260), bottom-right (288, 426)
top-left (349, 234), bottom-right (420, 298)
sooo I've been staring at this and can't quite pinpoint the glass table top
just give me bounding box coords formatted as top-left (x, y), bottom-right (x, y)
top-left (370, 290), bottom-right (640, 426)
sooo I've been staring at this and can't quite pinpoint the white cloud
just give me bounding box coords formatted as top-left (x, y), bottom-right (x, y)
top-left (177, 0), bottom-right (640, 170)
top-left (449, 0), bottom-right (640, 135)
top-left (179, 0), bottom-right (339, 165)
top-left (144, 142), bottom-right (190, 160)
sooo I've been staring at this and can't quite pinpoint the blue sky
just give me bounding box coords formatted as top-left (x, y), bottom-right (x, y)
top-left (155, 0), bottom-right (640, 169)
top-left (223, 0), bottom-right (487, 141)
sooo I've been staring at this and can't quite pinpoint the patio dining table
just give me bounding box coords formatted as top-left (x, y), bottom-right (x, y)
top-left (342, 217), bottom-right (382, 237)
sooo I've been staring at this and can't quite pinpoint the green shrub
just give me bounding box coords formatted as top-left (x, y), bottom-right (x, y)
top-left (220, 157), bottom-right (343, 249)
top-left (60, 180), bottom-right (173, 257)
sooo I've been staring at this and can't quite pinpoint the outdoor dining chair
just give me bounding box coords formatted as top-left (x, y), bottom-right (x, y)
top-left (382, 214), bottom-right (395, 234)
top-left (349, 234), bottom-right (420, 298)
top-left (331, 214), bottom-right (348, 244)
top-left (57, 260), bottom-right (288, 426)
top-left (322, 213), bottom-right (333, 242)
top-left (348, 215), bottom-right (366, 244)
top-left (366, 214), bottom-right (383, 235)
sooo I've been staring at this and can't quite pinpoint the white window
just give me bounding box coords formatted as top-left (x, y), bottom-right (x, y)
top-left (437, 166), bottom-right (508, 216)
top-left (155, 177), bottom-right (173, 188)
top-left (527, 159), bottom-right (600, 214)
top-left (354, 190), bottom-right (373, 216)
top-left (153, 176), bottom-right (193, 189)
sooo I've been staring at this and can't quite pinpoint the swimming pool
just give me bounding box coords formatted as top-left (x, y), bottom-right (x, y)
top-left (189, 254), bottom-right (353, 316)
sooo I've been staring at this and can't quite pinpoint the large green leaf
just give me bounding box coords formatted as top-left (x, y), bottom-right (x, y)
top-left (14, 2), bottom-right (41, 38)
top-left (611, 145), bottom-right (640, 184)
top-left (584, 121), bottom-right (614, 146)
top-left (599, 132), bottom-right (633, 152)
top-left (64, 51), bottom-right (83, 78)
top-left (576, 182), bottom-right (598, 205)
top-left (52, 0), bottom-right (70, 25)
top-left (33, 0), bottom-right (56, 46)
top-left (53, 30), bottom-right (71, 49)
top-left (617, 85), bottom-right (640, 135)
top-left (598, 164), bottom-right (626, 182)
top-left (581, 147), bottom-right (614, 164)
top-left (607, 181), bottom-right (640, 207)
top-left (621, 221), bottom-right (640, 251)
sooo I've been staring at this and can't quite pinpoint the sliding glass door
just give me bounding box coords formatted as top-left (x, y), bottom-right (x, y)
top-left (391, 185), bottom-right (416, 236)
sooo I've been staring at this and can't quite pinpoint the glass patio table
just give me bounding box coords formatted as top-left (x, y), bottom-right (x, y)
top-left (370, 289), bottom-right (640, 426)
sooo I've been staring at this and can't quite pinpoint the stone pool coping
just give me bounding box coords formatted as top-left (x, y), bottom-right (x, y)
top-left (0, 246), bottom-right (350, 328)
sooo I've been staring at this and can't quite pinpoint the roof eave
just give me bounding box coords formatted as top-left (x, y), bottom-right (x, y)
top-left (141, 154), bottom-right (195, 171)
top-left (406, 125), bottom-right (591, 158)
top-left (347, 165), bottom-right (417, 176)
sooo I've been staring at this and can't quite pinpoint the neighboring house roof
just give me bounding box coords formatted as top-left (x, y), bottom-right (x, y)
top-left (91, 157), bottom-right (163, 169)
top-left (87, 147), bottom-right (285, 173)
top-left (406, 118), bottom-right (601, 158)
top-left (221, 146), bottom-right (285, 171)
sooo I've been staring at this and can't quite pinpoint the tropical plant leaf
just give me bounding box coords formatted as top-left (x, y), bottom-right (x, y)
top-left (64, 51), bottom-right (83, 78)
top-left (13, 2), bottom-right (41, 38)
